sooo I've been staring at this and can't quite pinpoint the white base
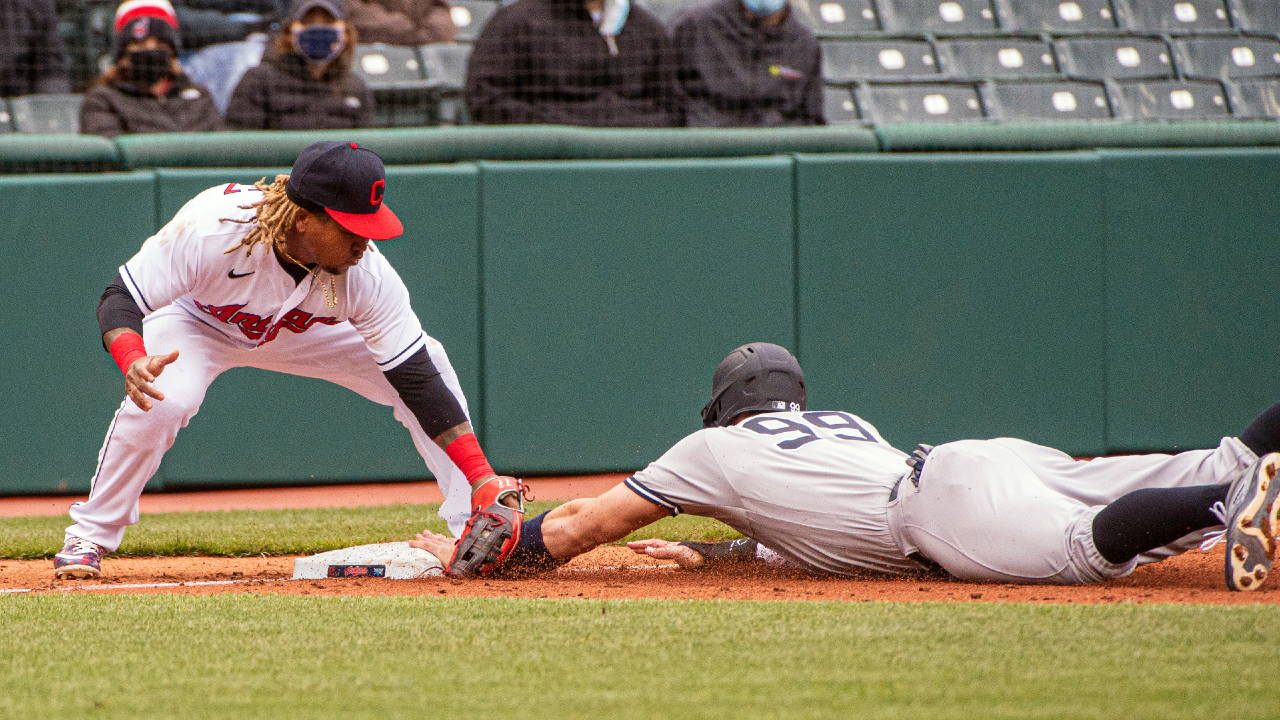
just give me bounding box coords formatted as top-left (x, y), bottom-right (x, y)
top-left (293, 542), bottom-right (445, 580)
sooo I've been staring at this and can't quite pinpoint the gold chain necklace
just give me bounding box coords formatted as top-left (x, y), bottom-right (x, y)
top-left (279, 245), bottom-right (338, 308)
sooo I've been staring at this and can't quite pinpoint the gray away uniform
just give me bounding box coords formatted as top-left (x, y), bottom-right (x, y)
top-left (625, 410), bottom-right (1257, 585)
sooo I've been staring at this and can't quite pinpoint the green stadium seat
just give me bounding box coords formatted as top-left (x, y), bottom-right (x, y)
top-left (1110, 79), bottom-right (1230, 119)
top-left (1054, 37), bottom-right (1173, 80)
top-left (352, 44), bottom-right (437, 127)
top-left (0, 100), bottom-right (13, 133)
top-left (791, 0), bottom-right (880, 36)
top-left (857, 83), bottom-right (986, 123)
top-left (938, 38), bottom-right (1059, 79)
top-left (9, 94), bottom-right (84, 134)
top-left (1228, 0), bottom-right (1280, 34)
top-left (1115, 0), bottom-right (1231, 33)
top-left (822, 85), bottom-right (861, 123)
top-left (421, 43), bottom-right (472, 125)
top-left (450, 0), bottom-right (499, 42)
top-left (995, 0), bottom-right (1119, 33)
top-left (821, 39), bottom-right (940, 83)
top-left (1173, 37), bottom-right (1280, 80)
top-left (986, 80), bottom-right (1112, 119)
top-left (1228, 78), bottom-right (1280, 118)
top-left (878, 0), bottom-right (999, 34)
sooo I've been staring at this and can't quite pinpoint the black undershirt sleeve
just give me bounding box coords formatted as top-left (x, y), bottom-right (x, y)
top-left (383, 347), bottom-right (469, 440)
top-left (97, 273), bottom-right (144, 347)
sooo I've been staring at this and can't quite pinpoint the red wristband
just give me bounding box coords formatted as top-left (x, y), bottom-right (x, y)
top-left (444, 432), bottom-right (495, 483)
top-left (109, 332), bottom-right (147, 376)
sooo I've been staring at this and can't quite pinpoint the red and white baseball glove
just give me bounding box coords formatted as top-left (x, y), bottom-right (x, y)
top-left (447, 476), bottom-right (524, 577)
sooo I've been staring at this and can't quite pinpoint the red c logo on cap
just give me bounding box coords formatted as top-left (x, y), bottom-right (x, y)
top-left (370, 179), bottom-right (385, 206)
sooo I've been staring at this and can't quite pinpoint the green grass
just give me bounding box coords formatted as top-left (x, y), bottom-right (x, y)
top-left (1, 595), bottom-right (1273, 719)
top-left (0, 503), bottom-right (742, 559)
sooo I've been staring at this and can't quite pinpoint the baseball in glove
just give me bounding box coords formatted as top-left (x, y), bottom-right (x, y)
top-left (448, 476), bottom-right (525, 577)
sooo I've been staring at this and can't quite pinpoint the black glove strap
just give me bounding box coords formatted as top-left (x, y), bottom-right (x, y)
top-left (677, 538), bottom-right (758, 564)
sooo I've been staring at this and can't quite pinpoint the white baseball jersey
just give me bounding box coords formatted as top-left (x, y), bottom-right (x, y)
top-left (118, 182), bottom-right (426, 370)
top-left (626, 410), bottom-right (923, 576)
top-left (68, 183), bottom-right (476, 551)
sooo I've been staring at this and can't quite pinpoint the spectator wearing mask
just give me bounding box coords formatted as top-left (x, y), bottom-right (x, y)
top-left (226, 0), bottom-right (373, 129)
top-left (348, 0), bottom-right (456, 46)
top-left (80, 0), bottom-right (225, 137)
top-left (466, 0), bottom-right (682, 127)
top-left (0, 0), bottom-right (71, 97)
top-left (673, 0), bottom-right (822, 126)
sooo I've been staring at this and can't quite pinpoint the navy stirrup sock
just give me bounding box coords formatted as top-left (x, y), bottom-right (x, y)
top-left (1091, 484), bottom-right (1229, 565)
top-left (1241, 401), bottom-right (1280, 457)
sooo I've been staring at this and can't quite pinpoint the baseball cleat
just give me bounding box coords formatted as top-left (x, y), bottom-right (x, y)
top-left (53, 537), bottom-right (104, 580)
top-left (1221, 453), bottom-right (1280, 591)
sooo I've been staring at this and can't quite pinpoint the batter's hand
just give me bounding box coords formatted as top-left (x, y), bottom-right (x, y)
top-left (124, 351), bottom-right (179, 411)
top-left (410, 529), bottom-right (458, 568)
top-left (626, 539), bottom-right (706, 569)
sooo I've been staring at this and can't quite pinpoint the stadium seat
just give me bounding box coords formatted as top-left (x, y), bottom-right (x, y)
top-left (1228, 78), bottom-right (1280, 118)
top-left (937, 38), bottom-right (1058, 79)
top-left (0, 100), bottom-right (13, 133)
top-left (1110, 79), bottom-right (1230, 119)
top-left (421, 43), bottom-right (472, 124)
top-left (821, 39), bottom-right (939, 83)
top-left (9, 94), bottom-right (84, 134)
top-left (878, 0), bottom-right (998, 34)
top-left (985, 80), bottom-right (1112, 119)
top-left (352, 44), bottom-right (437, 127)
top-left (450, 0), bottom-right (499, 42)
top-left (791, 0), bottom-right (880, 36)
top-left (1054, 38), bottom-right (1173, 80)
top-left (1114, 0), bottom-right (1231, 33)
top-left (995, 0), bottom-right (1118, 33)
top-left (857, 83), bottom-right (985, 123)
top-left (1173, 37), bottom-right (1280, 80)
top-left (1228, 0), bottom-right (1280, 34)
top-left (182, 35), bottom-right (268, 114)
top-left (822, 85), bottom-right (861, 123)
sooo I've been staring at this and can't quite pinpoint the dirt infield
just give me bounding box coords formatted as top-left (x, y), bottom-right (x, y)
top-left (4, 545), bottom-right (1276, 605)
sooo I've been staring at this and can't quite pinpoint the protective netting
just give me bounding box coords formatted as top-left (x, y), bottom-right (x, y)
top-left (1, 0), bottom-right (1280, 143)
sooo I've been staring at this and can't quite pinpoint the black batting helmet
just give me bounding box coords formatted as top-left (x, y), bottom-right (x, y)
top-left (700, 343), bottom-right (806, 428)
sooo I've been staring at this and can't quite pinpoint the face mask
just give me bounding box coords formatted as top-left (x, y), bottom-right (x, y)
top-left (125, 49), bottom-right (172, 84)
top-left (293, 25), bottom-right (345, 64)
top-left (742, 0), bottom-right (786, 16)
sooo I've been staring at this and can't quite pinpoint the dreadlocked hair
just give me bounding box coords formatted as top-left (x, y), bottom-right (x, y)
top-left (223, 175), bottom-right (301, 257)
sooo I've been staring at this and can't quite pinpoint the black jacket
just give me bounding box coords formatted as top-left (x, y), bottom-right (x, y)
top-left (0, 0), bottom-right (70, 97)
top-left (225, 52), bottom-right (375, 130)
top-left (673, 0), bottom-right (822, 127)
top-left (79, 75), bottom-right (225, 138)
top-left (466, 0), bottom-right (683, 127)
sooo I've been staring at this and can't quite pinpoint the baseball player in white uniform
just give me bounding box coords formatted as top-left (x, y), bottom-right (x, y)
top-left (55, 141), bottom-right (523, 580)
top-left (413, 342), bottom-right (1280, 591)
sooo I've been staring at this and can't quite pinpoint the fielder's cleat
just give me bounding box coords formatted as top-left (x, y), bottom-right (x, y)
top-left (1220, 453), bottom-right (1280, 591)
top-left (53, 537), bottom-right (104, 580)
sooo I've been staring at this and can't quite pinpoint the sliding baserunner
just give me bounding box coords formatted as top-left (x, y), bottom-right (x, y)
top-left (413, 342), bottom-right (1280, 591)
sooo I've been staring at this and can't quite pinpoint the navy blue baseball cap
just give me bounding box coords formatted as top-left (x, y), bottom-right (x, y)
top-left (285, 141), bottom-right (403, 240)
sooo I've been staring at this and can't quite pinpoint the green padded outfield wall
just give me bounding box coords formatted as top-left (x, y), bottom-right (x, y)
top-left (0, 173), bottom-right (158, 495)
top-left (1102, 148), bottom-right (1280, 452)
top-left (146, 166), bottom-right (481, 488)
top-left (479, 158), bottom-right (796, 472)
top-left (796, 153), bottom-right (1108, 455)
top-left (5, 147), bottom-right (1280, 494)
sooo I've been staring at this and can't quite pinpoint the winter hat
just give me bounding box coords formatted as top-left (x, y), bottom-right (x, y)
top-left (112, 0), bottom-right (180, 59)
